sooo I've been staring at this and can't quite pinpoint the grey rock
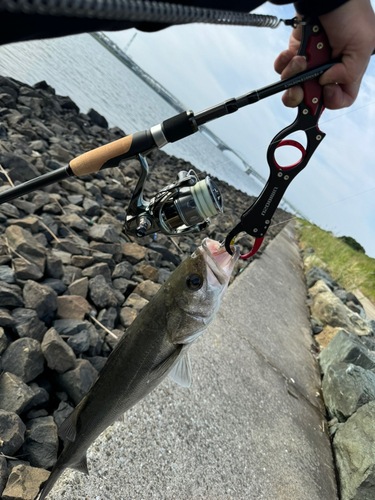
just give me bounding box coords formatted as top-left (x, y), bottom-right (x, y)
top-left (86, 327), bottom-right (103, 357)
top-left (6, 216), bottom-right (39, 233)
top-left (322, 362), bottom-right (375, 421)
top-left (103, 183), bottom-right (127, 200)
top-left (347, 300), bottom-right (366, 319)
top-left (82, 262), bottom-right (112, 283)
top-left (120, 307), bottom-right (138, 328)
top-left (0, 265), bottom-right (15, 283)
top-left (125, 292), bottom-right (149, 312)
top-left (51, 250), bottom-right (71, 265)
top-left (23, 383), bottom-right (49, 413)
top-left (310, 317), bottom-right (323, 335)
top-left (319, 330), bottom-right (375, 375)
top-left (89, 274), bottom-right (118, 309)
top-left (45, 253), bottom-right (64, 279)
top-left (56, 294), bottom-right (91, 320)
top-left (89, 223), bottom-right (119, 243)
top-left (0, 202), bottom-right (20, 218)
top-left (0, 456), bottom-right (7, 496)
top-left (68, 276), bottom-right (88, 298)
top-left (83, 197), bottom-right (101, 217)
top-left (85, 355), bottom-right (107, 372)
top-left (12, 199), bottom-right (36, 215)
top-left (0, 153), bottom-right (38, 183)
top-left (49, 143), bottom-right (74, 163)
top-left (0, 373), bottom-right (34, 414)
top-left (5, 225), bottom-right (46, 273)
top-left (0, 327), bottom-right (8, 355)
top-left (121, 242), bottom-right (147, 264)
top-left (13, 258), bottom-right (44, 281)
top-left (41, 328), bottom-right (76, 373)
top-left (311, 290), bottom-right (372, 336)
top-left (347, 292), bottom-right (362, 306)
top-left (134, 280), bottom-right (161, 301)
top-left (92, 251), bottom-right (115, 270)
top-left (11, 308), bottom-right (47, 342)
top-left (90, 241), bottom-right (121, 255)
top-left (53, 318), bottom-right (89, 336)
top-left (67, 329), bottom-right (90, 354)
top-left (112, 261), bottom-right (134, 280)
top-left (334, 288), bottom-right (348, 303)
top-left (54, 239), bottom-right (82, 256)
top-left (23, 280), bottom-right (57, 320)
top-left (2, 338), bottom-right (44, 383)
top-left (158, 268), bottom-right (173, 284)
top-left (306, 266), bottom-right (338, 290)
top-left (334, 401), bottom-right (375, 500)
top-left (31, 192), bottom-right (50, 210)
top-left (97, 307), bottom-right (117, 330)
top-left (67, 194), bottom-right (83, 205)
top-left (0, 308), bottom-right (14, 327)
top-left (71, 255), bottom-right (94, 268)
top-left (148, 242), bottom-right (181, 266)
top-left (0, 410), bottom-right (26, 455)
top-left (112, 278), bottom-right (131, 294)
top-left (61, 265), bottom-right (83, 286)
top-left (2, 464), bottom-right (50, 500)
top-left (87, 108), bottom-right (108, 128)
top-left (41, 278), bottom-right (67, 295)
top-left (57, 359), bottom-right (98, 405)
top-left (53, 400), bottom-right (74, 429)
top-left (105, 329), bottom-right (125, 350)
top-left (26, 409), bottom-right (48, 420)
top-left (0, 282), bottom-right (24, 308)
top-left (59, 213), bottom-right (88, 231)
top-left (22, 416), bottom-right (58, 469)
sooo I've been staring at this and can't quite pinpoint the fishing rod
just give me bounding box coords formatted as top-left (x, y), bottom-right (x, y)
top-left (0, 18), bottom-right (369, 258)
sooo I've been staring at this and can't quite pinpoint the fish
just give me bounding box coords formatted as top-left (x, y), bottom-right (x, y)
top-left (38, 238), bottom-right (240, 499)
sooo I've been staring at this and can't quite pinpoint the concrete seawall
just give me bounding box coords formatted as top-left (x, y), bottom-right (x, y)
top-left (50, 222), bottom-right (338, 500)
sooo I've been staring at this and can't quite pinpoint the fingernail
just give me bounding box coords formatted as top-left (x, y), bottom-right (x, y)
top-left (324, 85), bottom-right (334, 99)
top-left (291, 58), bottom-right (304, 73)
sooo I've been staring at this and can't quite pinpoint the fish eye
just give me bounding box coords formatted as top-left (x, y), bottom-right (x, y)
top-left (186, 273), bottom-right (203, 291)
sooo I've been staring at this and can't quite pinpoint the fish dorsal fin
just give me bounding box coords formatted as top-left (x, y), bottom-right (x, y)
top-left (71, 454), bottom-right (89, 475)
top-left (168, 352), bottom-right (192, 388)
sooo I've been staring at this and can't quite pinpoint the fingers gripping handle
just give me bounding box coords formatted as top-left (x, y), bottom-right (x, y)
top-left (69, 131), bottom-right (155, 176)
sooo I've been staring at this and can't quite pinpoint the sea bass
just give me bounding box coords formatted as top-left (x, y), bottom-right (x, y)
top-left (38, 238), bottom-right (239, 499)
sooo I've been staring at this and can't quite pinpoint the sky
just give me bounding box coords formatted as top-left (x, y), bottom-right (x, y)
top-left (106, 2), bottom-right (375, 258)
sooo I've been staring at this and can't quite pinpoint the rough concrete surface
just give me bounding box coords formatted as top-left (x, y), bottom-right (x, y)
top-left (48, 223), bottom-right (338, 500)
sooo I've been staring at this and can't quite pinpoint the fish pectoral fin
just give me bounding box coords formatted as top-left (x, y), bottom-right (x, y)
top-left (153, 344), bottom-right (183, 380)
top-left (58, 407), bottom-right (80, 443)
top-left (71, 454), bottom-right (89, 475)
top-left (58, 395), bottom-right (88, 443)
top-left (168, 352), bottom-right (192, 388)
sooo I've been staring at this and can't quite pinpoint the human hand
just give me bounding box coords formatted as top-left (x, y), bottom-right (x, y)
top-left (274, 0), bottom-right (375, 110)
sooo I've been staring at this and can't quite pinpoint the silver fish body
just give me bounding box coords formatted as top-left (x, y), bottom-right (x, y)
top-left (38, 238), bottom-right (239, 499)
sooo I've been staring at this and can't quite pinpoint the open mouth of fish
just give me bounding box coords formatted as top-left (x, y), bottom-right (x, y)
top-left (202, 238), bottom-right (240, 286)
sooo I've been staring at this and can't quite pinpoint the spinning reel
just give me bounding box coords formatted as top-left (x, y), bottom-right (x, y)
top-left (124, 154), bottom-right (223, 237)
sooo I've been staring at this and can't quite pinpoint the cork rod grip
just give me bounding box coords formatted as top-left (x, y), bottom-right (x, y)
top-left (70, 135), bottom-right (133, 176)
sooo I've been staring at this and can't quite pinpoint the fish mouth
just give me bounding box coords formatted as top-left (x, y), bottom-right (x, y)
top-left (201, 238), bottom-right (240, 286)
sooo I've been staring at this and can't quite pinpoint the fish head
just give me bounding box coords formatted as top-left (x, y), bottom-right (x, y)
top-left (165, 238), bottom-right (240, 344)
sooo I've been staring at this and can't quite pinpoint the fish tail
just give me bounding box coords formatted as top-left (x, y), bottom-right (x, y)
top-left (38, 462), bottom-right (66, 500)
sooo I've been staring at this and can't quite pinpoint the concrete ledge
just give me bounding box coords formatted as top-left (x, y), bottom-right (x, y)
top-left (49, 223), bottom-right (338, 500)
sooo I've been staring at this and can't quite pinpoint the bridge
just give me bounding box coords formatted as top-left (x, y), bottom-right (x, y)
top-left (199, 125), bottom-right (266, 183)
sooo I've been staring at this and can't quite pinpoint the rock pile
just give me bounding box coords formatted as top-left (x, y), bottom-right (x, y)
top-left (0, 75), bottom-right (289, 498)
top-left (302, 251), bottom-right (375, 500)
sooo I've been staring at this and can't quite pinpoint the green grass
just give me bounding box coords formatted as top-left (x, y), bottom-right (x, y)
top-left (297, 219), bottom-right (375, 303)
